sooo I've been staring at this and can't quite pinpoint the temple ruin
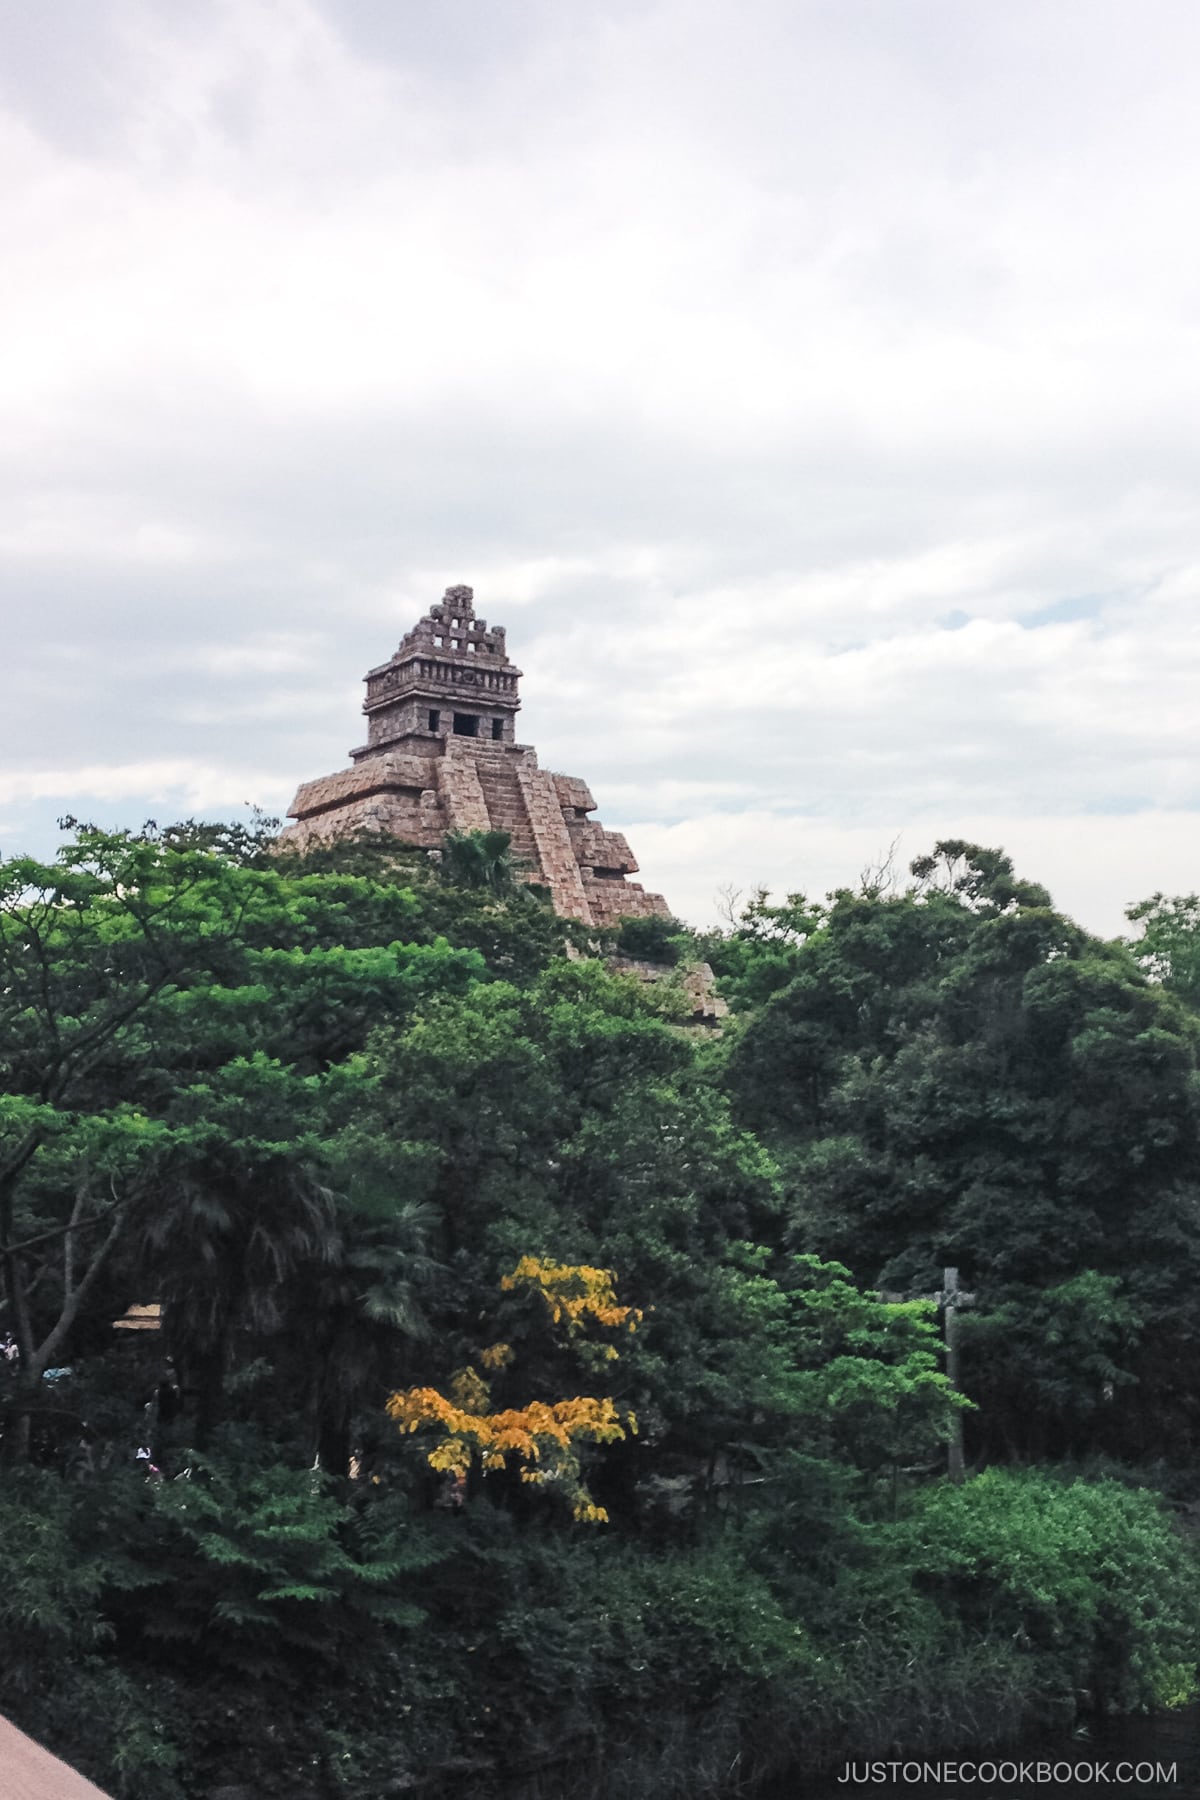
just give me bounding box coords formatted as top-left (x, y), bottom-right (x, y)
top-left (281, 585), bottom-right (671, 928)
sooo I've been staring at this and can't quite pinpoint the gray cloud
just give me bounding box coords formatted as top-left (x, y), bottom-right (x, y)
top-left (1, 0), bottom-right (1199, 937)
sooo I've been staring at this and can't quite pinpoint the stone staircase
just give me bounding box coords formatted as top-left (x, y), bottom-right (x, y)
top-left (472, 749), bottom-right (539, 869)
top-left (439, 742), bottom-right (610, 923)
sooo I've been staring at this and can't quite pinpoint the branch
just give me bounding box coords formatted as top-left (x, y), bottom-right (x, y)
top-left (6, 1182), bottom-right (128, 1259)
top-left (45, 966), bottom-right (175, 1104)
top-left (34, 1206), bottom-right (127, 1374)
top-left (0, 1127), bottom-right (51, 1216)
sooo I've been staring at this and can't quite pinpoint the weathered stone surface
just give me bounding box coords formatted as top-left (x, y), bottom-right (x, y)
top-left (551, 773), bottom-right (597, 817)
top-left (280, 754), bottom-right (446, 852)
top-left (435, 739), bottom-right (491, 834)
top-left (609, 957), bottom-right (729, 1024)
top-left (578, 823), bottom-right (638, 875)
top-left (281, 586), bottom-right (671, 929)
top-left (514, 758), bottom-right (594, 922)
top-left (289, 755), bottom-right (434, 816)
top-left (583, 876), bottom-right (669, 929)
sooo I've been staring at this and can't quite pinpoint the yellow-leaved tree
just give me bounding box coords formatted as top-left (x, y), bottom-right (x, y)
top-left (387, 1258), bottom-right (640, 1523)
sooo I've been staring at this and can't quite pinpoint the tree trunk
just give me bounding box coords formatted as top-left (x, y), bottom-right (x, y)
top-left (188, 1337), bottom-right (229, 1449)
top-left (944, 1266), bottom-right (965, 1484)
top-left (317, 1405), bottom-right (352, 1480)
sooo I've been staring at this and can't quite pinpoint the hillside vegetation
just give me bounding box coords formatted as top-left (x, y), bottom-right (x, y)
top-left (2, 823), bottom-right (1199, 1797)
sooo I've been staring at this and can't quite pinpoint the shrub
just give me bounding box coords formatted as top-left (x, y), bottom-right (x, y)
top-left (898, 1469), bottom-right (1200, 1715)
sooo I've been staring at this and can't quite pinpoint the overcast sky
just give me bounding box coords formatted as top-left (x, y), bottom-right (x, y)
top-left (2, 0), bottom-right (1198, 935)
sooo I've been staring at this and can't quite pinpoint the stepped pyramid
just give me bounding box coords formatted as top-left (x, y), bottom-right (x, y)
top-left (280, 585), bottom-right (671, 928)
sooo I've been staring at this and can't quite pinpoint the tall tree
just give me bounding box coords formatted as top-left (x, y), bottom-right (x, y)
top-left (722, 844), bottom-right (1200, 1458)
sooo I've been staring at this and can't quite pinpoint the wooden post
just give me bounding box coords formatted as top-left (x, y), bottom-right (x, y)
top-left (943, 1266), bottom-right (965, 1485)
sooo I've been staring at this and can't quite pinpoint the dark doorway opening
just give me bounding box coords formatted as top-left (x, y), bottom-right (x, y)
top-left (491, 719), bottom-right (504, 740)
top-left (453, 713), bottom-right (479, 737)
top-left (428, 710), bottom-right (440, 730)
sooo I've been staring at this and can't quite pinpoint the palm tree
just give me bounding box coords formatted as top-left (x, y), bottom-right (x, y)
top-left (439, 830), bottom-right (518, 895)
top-left (287, 1185), bottom-right (437, 1477)
top-left (138, 1140), bottom-right (340, 1449)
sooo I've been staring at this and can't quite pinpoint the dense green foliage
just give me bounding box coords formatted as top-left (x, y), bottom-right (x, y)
top-left (721, 845), bottom-right (1200, 1461)
top-left (1, 824), bottom-right (1199, 1796)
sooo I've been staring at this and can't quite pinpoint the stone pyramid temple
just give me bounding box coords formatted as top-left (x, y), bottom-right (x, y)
top-left (281, 585), bottom-right (671, 928)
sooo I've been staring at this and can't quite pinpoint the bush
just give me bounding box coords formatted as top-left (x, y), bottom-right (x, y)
top-left (615, 914), bottom-right (689, 966)
top-left (898, 1469), bottom-right (1200, 1715)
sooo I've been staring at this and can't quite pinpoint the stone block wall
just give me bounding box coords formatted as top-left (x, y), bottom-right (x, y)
top-left (435, 742), bottom-right (492, 834)
top-left (278, 755), bottom-right (446, 851)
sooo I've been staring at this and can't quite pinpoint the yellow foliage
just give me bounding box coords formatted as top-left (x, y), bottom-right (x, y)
top-left (449, 1365), bottom-right (491, 1412)
top-left (386, 1384), bottom-right (634, 1521)
top-left (387, 1259), bottom-right (641, 1524)
top-left (500, 1255), bottom-right (643, 1338)
top-left (573, 1501), bottom-right (610, 1524)
top-left (387, 1387), bottom-right (631, 1456)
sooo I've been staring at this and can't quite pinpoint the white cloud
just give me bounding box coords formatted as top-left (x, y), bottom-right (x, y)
top-left (0, 759), bottom-right (284, 813)
top-left (1, 0), bottom-right (1199, 936)
top-left (632, 810), bottom-right (1200, 943)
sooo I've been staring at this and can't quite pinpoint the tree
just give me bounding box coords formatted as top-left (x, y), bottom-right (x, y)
top-left (722, 845), bottom-right (1200, 1459)
top-left (1126, 892), bottom-right (1200, 1009)
top-left (286, 1171), bottom-right (436, 1478)
top-left (0, 820), bottom-right (484, 1458)
top-left (347, 955), bottom-right (785, 1503)
top-left (439, 829), bottom-right (520, 895)
top-left (387, 1259), bottom-right (641, 1522)
top-left (0, 825), bottom-right (253, 1454)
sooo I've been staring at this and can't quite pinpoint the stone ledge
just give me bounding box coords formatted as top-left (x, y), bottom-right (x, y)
top-left (288, 755), bottom-right (438, 818)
